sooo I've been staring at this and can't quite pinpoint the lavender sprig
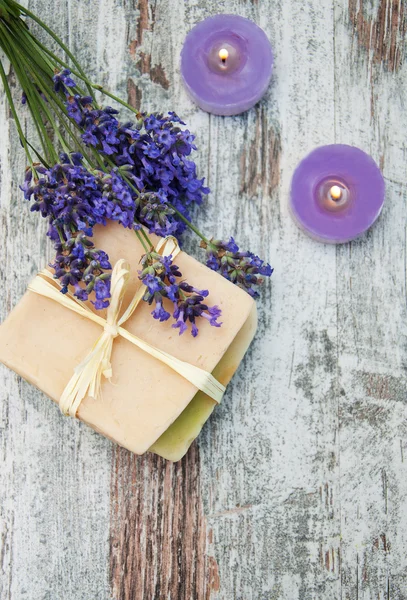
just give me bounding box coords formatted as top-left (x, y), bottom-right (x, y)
top-left (139, 251), bottom-right (221, 337)
top-left (201, 238), bottom-right (274, 298)
top-left (51, 233), bottom-right (111, 308)
top-left (59, 80), bottom-right (209, 238)
top-left (20, 154), bottom-right (111, 306)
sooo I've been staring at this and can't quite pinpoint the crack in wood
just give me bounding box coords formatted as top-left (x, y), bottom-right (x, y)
top-left (207, 503), bottom-right (253, 519)
top-left (240, 107), bottom-right (281, 199)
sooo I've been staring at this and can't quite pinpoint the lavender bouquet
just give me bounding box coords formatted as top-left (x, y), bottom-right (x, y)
top-left (0, 1), bottom-right (273, 459)
top-left (0, 0), bottom-right (272, 338)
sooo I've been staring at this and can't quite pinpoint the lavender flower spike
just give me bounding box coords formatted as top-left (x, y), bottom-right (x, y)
top-left (50, 232), bottom-right (111, 308)
top-left (202, 237), bottom-right (273, 298)
top-left (139, 251), bottom-right (221, 337)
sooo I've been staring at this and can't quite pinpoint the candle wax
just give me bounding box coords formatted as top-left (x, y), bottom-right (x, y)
top-left (290, 145), bottom-right (385, 244)
top-left (181, 14), bottom-right (273, 116)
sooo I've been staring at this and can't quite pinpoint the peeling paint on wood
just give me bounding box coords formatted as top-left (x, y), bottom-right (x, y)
top-left (127, 77), bottom-right (142, 112)
top-left (135, 52), bottom-right (170, 89)
top-left (129, 0), bottom-right (169, 91)
top-left (240, 106), bottom-right (281, 199)
top-left (348, 0), bottom-right (407, 72)
top-left (362, 372), bottom-right (405, 401)
top-left (134, 0), bottom-right (152, 49)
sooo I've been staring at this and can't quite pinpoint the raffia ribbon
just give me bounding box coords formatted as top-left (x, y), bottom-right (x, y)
top-left (28, 236), bottom-right (225, 417)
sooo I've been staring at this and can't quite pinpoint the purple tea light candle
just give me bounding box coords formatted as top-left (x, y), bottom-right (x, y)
top-left (290, 145), bottom-right (385, 244)
top-left (180, 15), bottom-right (273, 116)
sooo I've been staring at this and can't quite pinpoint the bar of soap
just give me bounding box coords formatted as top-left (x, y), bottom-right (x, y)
top-left (0, 222), bottom-right (256, 460)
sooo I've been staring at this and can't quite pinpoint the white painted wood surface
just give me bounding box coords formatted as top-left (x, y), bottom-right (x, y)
top-left (1, 0), bottom-right (406, 598)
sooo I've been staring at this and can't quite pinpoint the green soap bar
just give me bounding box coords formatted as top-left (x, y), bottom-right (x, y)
top-left (149, 304), bottom-right (257, 461)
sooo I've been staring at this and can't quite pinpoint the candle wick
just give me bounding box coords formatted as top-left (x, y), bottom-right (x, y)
top-left (329, 185), bottom-right (342, 201)
top-left (218, 48), bottom-right (229, 64)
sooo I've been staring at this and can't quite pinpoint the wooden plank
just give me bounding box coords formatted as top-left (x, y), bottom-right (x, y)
top-left (107, 4), bottom-right (215, 599)
top-left (194, 0), bottom-right (342, 594)
top-left (334, 1), bottom-right (407, 598)
top-left (110, 443), bottom-right (218, 600)
top-left (0, 2), bottom-right (113, 599)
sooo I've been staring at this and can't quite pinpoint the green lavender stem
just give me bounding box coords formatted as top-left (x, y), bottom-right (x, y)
top-left (0, 57), bottom-right (36, 171)
top-left (169, 205), bottom-right (218, 250)
top-left (8, 0), bottom-right (96, 102)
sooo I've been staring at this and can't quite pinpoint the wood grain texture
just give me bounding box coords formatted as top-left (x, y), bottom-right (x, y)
top-left (0, 3), bottom-right (112, 599)
top-left (348, 0), bottom-right (406, 72)
top-left (110, 443), bottom-right (218, 600)
top-left (1, 0), bottom-right (407, 598)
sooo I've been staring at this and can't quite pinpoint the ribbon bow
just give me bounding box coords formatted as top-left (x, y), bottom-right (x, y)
top-left (28, 237), bottom-right (225, 417)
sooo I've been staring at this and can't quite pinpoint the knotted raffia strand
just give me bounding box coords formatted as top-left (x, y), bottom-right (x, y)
top-left (27, 236), bottom-right (225, 417)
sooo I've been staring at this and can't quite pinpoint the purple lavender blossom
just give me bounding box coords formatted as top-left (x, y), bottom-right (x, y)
top-left (50, 232), bottom-right (111, 306)
top-left (21, 155), bottom-right (101, 241)
top-left (135, 191), bottom-right (179, 238)
top-left (52, 70), bottom-right (209, 239)
top-left (139, 251), bottom-right (221, 336)
top-left (21, 154), bottom-right (112, 307)
top-left (53, 69), bottom-right (76, 93)
top-left (203, 238), bottom-right (273, 298)
top-left (93, 278), bottom-right (111, 309)
top-left (94, 170), bottom-right (136, 229)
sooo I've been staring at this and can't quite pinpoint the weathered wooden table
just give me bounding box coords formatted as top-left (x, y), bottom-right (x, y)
top-left (1, 1), bottom-right (406, 598)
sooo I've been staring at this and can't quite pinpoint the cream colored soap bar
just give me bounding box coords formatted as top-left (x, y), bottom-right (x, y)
top-left (0, 222), bottom-right (256, 459)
